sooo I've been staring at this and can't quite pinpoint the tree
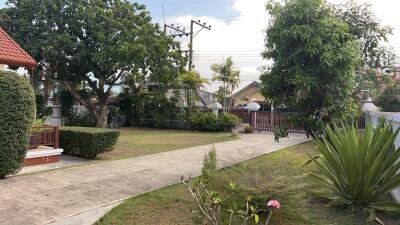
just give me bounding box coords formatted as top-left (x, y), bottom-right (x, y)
top-left (375, 81), bottom-right (400, 112)
top-left (336, 1), bottom-right (397, 101)
top-left (0, 0), bottom-right (185, 127)
top-left (336, 0), bottom-right (393, 68)
top-left (211, 57), bottom-right (240, 111)
top-left (260, 0), bottom-right (361, 133)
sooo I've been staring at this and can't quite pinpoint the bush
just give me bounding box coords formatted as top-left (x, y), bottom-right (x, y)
top-left (201, 146), bottom-right (217, 180)
top-left (375, 81), bottom-right (400, 112)
top-left (192, 112), bottom-right (219, 131)
top-left (0, 71), bottom-right (36, 178)
top-left (192, 112), bottom-right (241, 132)
top-left (309, 121), bottom-right (400, 222)
top-left (60, 127), bottom-right (120, 159)
top-left (244, 125), bottom-right (254, 133)
top-left (218, 113), bottom-right (241, 131)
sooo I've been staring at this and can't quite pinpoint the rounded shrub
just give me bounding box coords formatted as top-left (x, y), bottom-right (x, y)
top-left (192, 112), bottom-right (219, 131)
top-left (60, 127), bottom-right (120, 159)
top-left (218, 113), bottom-right (242, 131)
top-left (0, 71), bottom-right (36, 178)
top-left (244, 125), bottom-right (254, 133)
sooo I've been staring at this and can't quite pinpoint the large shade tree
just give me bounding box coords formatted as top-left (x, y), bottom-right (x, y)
top-left (260, 0), bottom-right (361, 133)
top-left (0, 0), bottom-right (185, 127)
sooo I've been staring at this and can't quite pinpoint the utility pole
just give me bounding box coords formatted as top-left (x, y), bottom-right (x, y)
top-left (164, 19), bottom-right (211, 71)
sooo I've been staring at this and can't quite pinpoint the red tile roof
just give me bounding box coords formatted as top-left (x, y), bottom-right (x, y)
top-left (0, 27), bottom-right (36, 69)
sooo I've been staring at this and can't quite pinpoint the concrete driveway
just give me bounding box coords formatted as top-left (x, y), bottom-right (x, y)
top-left (0, 133), bottom-right (308, 225)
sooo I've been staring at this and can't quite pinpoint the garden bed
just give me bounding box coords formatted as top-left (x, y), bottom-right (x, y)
top-left (95, 142), bottom-right (399, 225)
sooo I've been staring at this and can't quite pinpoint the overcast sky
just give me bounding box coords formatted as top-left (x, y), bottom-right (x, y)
top-left (1, 0), bottom-right (399, 92)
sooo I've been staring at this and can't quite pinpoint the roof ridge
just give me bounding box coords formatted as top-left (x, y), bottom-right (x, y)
top-left (0, 26), bottom-right (36, 68)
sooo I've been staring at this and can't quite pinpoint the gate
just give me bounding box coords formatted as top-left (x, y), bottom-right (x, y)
top-left (250, 111), bottom-right (306, 134)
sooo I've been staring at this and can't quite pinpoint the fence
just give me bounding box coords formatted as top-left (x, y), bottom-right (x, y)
top-left (29, 126), bottom-right (60, 150)
top-left (365, 111), bottom-right (400, 203)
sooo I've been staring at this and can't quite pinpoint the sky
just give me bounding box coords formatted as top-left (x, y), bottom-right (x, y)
top-left (1, 0), bottom-right (399, 93)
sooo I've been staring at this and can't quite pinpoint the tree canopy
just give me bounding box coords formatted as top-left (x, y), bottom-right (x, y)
top-left (0, 0), bottom-right (186, 127)
top-left (260, 0), bottom-right (361, 132)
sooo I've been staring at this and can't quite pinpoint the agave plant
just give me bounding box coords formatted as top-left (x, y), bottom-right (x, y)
top-left (308, 121), bottom-right (400, 223)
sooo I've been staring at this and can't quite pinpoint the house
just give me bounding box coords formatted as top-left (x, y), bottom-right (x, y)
top-left (230, 81), bottom-right (271, 111)
top-left (0, 26), bottom-right (63, 166)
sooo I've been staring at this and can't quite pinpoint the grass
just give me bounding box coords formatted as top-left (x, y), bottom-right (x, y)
top-left (95, 142), bottom-right (399, 225)
top-left (97, 127), bottom-right (238, 160)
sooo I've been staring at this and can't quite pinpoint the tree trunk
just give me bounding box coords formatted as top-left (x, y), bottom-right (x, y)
top-left (97, 103), bottom-right (108, 128)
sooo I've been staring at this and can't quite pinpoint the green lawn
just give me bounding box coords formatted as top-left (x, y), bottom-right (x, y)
top-left (95, 142), bottom-right (399, 225)
top-left (97, 127), bottom-right (238, 160)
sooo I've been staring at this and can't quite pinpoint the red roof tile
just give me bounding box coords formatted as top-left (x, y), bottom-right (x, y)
top-left (0, 27), bottom-right (36, 69)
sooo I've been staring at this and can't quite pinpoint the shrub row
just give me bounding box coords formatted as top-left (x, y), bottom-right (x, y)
top-left (192, 112), bottom-right (241, 132)
top-left (60, 127), bottom-right (120, 159)
top-left (0, 71), bottom-right (36, 178)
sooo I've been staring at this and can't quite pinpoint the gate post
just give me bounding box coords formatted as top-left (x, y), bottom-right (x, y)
top-left (246, 101), bottom-right (260, 130)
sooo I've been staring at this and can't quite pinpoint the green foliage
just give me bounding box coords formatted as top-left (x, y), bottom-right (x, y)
top-left (375, 81), bottom-right (400, 112)
top-left (201, 146), bottom-right (217, 180)
top-left (58, 88), bottom-right (75, 121)
top-left (244, 125), bottom-right (254, 133)
top-left (336, 1), bottom-right (393, 68)
top-left (58, 88), bottom-right (96, 127)
top-left (0, 71), bottom-right (35, 178)
top-left (1, 0), bottom-right (186, 127)
top-left (192, 112), bottom-right (219, 131)
top-left (182, 177), bottom-right (279, 225)
top-left (309, 122), bottom-right (400, 222)
top-left (218, 113), bottom-right (242, 132)
top-left (273, 128), bottom-right (288, 143)
top-left (261, 0), bottom-right (361, 134)
top-left (60, 127), bottom-right (120, 159)
top-left (107, 106), bottom-right (120, 127)
top-left (192, 112), bottom-right (241, 132)
top-left (35, 90), bottom-right (52, 120)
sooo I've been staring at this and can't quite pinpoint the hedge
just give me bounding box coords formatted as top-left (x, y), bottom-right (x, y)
top-left (60, 127), bottom-right (120, 159)
top-left (0, 71), bottom-right (36, 178)
top-left (192, 112), bottom-right (241, 132)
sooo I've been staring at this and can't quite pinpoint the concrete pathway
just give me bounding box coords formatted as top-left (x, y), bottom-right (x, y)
top-left (0, 133), bottom-right (308, 225)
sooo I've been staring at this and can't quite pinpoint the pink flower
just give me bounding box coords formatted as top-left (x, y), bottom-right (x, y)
top-left (267, 200), bottom-right (281, 209)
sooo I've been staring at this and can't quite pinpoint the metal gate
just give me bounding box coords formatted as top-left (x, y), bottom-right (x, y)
top-left (250, 111), bottom-right (307, 134)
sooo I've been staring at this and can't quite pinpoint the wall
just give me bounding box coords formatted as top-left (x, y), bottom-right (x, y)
top-left (366, 111), bottom-right (400, 202)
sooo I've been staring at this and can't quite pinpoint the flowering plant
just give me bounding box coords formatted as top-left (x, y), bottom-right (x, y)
top-left (265, 199), bottom-right (281, 225)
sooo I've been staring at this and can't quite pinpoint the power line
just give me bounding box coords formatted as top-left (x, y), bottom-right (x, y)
top-left (164, 19), bottom-right (212, 70)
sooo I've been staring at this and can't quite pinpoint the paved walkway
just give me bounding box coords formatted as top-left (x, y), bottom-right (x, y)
top-left (0, 133), bottom-right (308, 225)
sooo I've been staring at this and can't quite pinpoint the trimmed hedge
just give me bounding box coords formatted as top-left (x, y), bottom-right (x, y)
top-left (0, 71), bottom-right (36, 178)
top-left (60, 127), bottom-right (120, 159)
top-left (192, 112), bottom-right (241, 132)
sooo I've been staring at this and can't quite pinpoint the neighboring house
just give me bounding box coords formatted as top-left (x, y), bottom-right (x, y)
top-left (230, 81), bottom-right (271, 111)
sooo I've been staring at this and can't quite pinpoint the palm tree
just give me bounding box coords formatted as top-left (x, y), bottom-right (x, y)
top-left (211, 57), bottom-right (240, 112)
